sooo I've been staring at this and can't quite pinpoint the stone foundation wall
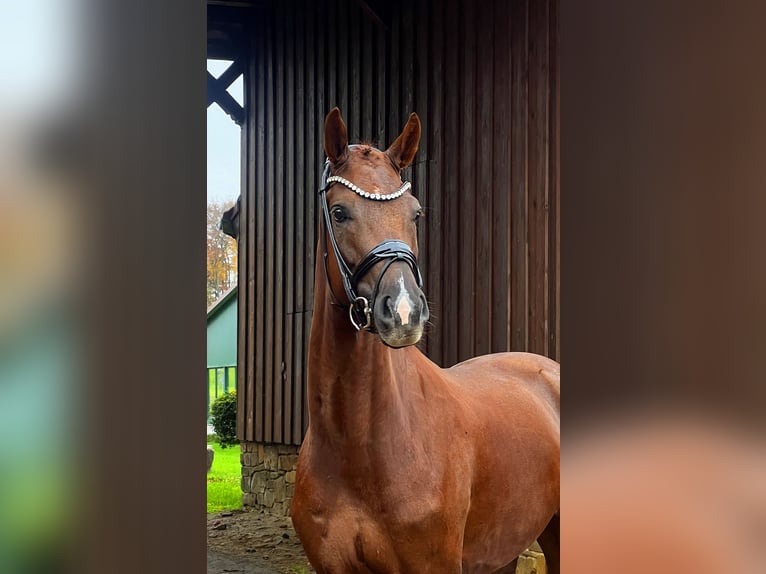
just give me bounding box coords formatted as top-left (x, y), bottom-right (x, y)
top-left (240, 441), bottom-right (300, 516)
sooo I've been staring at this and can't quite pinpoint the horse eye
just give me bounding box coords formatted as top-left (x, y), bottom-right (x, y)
top-left (414, 208), bottom-right (424, 222)
top-left (332, 206), bottom-right (348, 223)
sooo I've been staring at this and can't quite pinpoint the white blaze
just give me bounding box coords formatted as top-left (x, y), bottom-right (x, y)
top-left (394, 274), bottom-right (413, 325)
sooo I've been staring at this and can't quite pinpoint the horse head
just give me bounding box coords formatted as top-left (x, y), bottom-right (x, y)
top-left (321, 107), bottom-right (429, 348)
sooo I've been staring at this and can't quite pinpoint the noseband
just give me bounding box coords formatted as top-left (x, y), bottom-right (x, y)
top-left (318, 160), bottom-right (423, 331)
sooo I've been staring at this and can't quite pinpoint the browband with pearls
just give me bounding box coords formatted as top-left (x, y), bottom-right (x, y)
top-left (325, 175), bottom-right (411, 201)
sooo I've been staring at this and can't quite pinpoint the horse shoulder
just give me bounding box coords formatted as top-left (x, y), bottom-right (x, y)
top-left (446, 351), bottom-right (559, 415)
top-left (440, 353), bottom-right (559, 570)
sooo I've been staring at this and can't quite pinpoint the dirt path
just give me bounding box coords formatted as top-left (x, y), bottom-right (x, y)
top-left (207, 509), bottom-right (313, 574)
top-left (207, 549), bottom-right (282, 574)
top-left (207, 508), bottom-right (545, 574)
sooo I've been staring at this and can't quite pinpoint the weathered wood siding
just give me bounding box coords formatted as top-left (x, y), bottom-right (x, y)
top-left (236, 0), bottom-right (559, 445)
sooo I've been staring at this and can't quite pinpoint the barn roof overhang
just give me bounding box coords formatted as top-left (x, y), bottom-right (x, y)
top-left (207, 0), bottom-right (390, 49)
top-left (207, 1), bottom-right (250, 126)
top-left (207, 1), bottom-right (254, 61)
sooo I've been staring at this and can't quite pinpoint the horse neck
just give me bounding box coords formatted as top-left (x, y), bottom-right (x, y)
top-left (307, 258), bottom-right (416, 447)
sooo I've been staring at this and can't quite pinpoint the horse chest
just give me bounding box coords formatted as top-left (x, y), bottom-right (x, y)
top-left (293, 464), bottom-right (467, 573)
top-left (305, 502), bottom-right (462, 574)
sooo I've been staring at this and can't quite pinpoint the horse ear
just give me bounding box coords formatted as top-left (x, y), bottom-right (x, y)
top-left (324, 107), bottom-right (349, 164)
top-left (386, 113), bottom-right (421, 170)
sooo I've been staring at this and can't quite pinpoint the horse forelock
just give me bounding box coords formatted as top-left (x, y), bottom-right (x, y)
top-left (333, 144), bottom-right (399, 178)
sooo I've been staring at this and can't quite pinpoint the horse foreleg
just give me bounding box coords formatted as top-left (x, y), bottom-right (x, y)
top-left (536, 512), bottom-right (560, 574)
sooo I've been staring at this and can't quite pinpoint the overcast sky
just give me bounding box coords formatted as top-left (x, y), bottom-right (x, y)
top-left (207, 60), bottom-right (243, 206)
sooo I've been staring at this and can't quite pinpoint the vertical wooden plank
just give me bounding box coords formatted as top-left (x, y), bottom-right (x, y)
top-left (336, 0), bottom-right (348, 115)
top-left (263, 18), bottom-right (276, 443)
top-left (254, 13), bottom-right (268, 443)
top-left (400, 2), bottom-right (415, 121)
top-left (528, 0), bottom-right (550, 357)
top-left (360, 15), bottom-right (373, 140)
top-left (549, 0), bottom-right (560, 362)
top-left (292, 5), bottom-right (306, 445)
top-left (237, 34), bottom-right (251, 441)
top-left (475, 0), bottom-right (494, 357)
top-left (510, 0), bottom-right (529, 353)
top-left (492, 0), bottom-right (512, 354)
top-left (283, 7), bottom-right (296, 443)
top-left (387, 6), bottom-right (400, 143)
top-left (442, 0), bottom-right (460, 366)
top-left (426, 0), bottom-right (444, 366)
top-left (327, 0), bottom-right (337, 110)
top-left (273, 9), bottom-right (287, 444)
top-left (414, 0), bottom-right (429, 355)
top-left (458, 0), bottom-right (476, 363)
top-left (349, 3), bottom-right (361, 140)
top-left (374, 15), bottom-right (386, 145)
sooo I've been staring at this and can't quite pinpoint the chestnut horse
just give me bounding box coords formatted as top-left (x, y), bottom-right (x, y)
top-left (291, 108), bottom-right (560, 574)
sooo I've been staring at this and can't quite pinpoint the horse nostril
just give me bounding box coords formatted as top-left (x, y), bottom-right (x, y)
top-left (374, 295), bottom-right (396, 331)
top-left (381, 296), bottom-right (393, 318)
top-left (419, 294), bottom-right (430, 319)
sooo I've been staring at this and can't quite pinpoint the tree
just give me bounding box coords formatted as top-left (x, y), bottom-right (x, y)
top-left (207, 200), bottom-right (238, 307)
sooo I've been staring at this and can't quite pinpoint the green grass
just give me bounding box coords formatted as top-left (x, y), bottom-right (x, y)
top-left (207, 442), bottom-right (243, 513)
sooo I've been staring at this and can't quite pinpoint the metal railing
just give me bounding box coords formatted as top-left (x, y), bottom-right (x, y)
top-left (207, 366), bottom-right (236, 423)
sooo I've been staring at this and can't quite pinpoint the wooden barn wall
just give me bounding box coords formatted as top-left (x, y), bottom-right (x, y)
top-left (237, 0), bottom-right (559, 445)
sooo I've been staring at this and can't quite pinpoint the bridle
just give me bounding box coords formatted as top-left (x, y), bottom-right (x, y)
top-left (318, 158), bottom-right (423, 332)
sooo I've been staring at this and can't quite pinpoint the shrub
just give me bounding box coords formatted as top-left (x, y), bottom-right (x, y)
top-left (210, 391), bottom-right (238, 448)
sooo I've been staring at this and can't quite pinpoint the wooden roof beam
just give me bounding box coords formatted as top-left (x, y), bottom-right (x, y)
top-left (207, 71), bottom-right (244, 126)
top-left (215, 60), bottom-right (243, 91)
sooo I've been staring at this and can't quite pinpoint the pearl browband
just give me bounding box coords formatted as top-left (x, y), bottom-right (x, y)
top-left (325, 175), bottom-right (411, 201)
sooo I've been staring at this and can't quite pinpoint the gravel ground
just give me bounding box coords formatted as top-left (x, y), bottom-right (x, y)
top-left (207, 549), bottom-right (282, 574)
top-left (207, 509), bottom-right (313, 574)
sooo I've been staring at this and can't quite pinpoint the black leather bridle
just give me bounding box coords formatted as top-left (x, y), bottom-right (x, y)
top-left (318, 159), bottom-right (423, 331)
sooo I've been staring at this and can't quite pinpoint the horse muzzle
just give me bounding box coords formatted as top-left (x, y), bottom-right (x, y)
top-left (372, 273), bottom-right (429, 348)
